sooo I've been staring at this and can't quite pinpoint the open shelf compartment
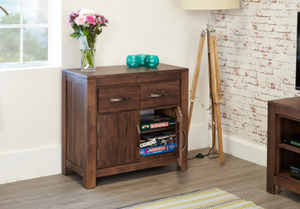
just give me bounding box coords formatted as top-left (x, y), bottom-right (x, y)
top-left (279, 116), bottom-right (300, 145)
top-left (139, 108), bottom-right (181, 158)
top-left (276, 148), bottom-right (300, 187)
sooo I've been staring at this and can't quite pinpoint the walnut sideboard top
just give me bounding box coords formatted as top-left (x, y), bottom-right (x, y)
top-left (63, 63), bottom-right (188, 78)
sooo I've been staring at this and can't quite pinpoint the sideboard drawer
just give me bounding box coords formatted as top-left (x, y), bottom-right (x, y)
top-left (141, 81), bottom-right (180, 108)
top-left (98, 86), bottom-right (140, 113)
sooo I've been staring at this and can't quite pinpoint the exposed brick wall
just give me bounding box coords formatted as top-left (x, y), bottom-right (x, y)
top-left (211, 0), bottom-right (300, 146)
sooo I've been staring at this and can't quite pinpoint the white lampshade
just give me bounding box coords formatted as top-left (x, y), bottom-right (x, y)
top-left (179, 0), bottom-right (240, 10)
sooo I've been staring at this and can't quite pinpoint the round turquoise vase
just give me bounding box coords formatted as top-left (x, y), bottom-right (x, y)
top-left (126, 55), bottom-right (141, 68)
top-left (137, 54), bottom-right (148, 66)
top-left (145, 55), bottom-right (159, 68)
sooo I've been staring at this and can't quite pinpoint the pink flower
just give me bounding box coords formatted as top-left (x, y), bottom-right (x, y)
top-left (67, 21), bottom-right (74, 26)
top-left (75, 16), bottom-right (86, 25)
top-left (71, 12), bottom-right (78, 19)
top-left (67, 13), bottom-right (73, 21)
top-left (86, 15), bottom-right (96, 24)
top-left (99, 15), bottom-right (109, 24)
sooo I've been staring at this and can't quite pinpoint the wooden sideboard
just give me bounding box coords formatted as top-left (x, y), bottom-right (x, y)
top-left (62, 64), bottom-right (188, 189)
top-left (267, 97), bottom-right (300, 195)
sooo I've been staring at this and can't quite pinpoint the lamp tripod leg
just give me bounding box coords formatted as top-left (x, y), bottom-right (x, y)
top-left (208, 52), bottom-right (217, 153)
top-left (188, 31), bottom-right (206, 134)
top-left (208, 30), bottom-right (224, 166)
top-left (215, 104), bottom-right (224, 165)
top-left (211, 101), bottom-right (217, 152)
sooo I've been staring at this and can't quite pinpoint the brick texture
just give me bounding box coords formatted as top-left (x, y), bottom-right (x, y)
top-left (211, 0), bottom-right (300, 146)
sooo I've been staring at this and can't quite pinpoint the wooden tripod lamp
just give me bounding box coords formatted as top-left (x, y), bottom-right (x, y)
top-left (179, 0), bottom-right (240, 165)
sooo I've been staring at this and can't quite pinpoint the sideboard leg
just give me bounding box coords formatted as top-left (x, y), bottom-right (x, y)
top-left (62, 73), bottom-right (73, 176)
top-left (82, 79), bottom-right (97, 189)
top-left (275, 185), bottom-right (281, 194)
top-left (62, 166), bottom-right (74, 175)
top-left (267, 104), bottom-right (280, 194)
top-left (177, 150), bottom-right (188, 171)
top-left (177, 165), bottom-right (187, 171)
top-left (82, 175), bottom-right (96, 189)
top-left (267, 181), bottom-right (281, 194)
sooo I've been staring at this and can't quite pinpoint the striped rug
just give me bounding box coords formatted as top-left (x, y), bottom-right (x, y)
top-left (120, 187), bottom-right (263, 209)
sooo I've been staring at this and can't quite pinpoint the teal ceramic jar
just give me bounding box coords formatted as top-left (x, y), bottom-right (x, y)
top-left (137, 54), bottom-right (148, 66)
top-left (145, 55), bottom-right (159, 68)
top-left (126, 55), bottom-right (141, 68)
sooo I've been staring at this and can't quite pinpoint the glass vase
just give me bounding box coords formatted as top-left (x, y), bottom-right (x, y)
top-left (79, 36), bottom-right (97, 72)
top-left (145, 55), bottom-right (159, 68)
top-left (126, 55), bottom-right (141, 68)
top-left (137, 54), bottom-right (148, 66)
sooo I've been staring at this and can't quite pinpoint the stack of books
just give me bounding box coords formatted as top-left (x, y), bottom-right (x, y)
top-left (140, 114), bottom-right (176, 156)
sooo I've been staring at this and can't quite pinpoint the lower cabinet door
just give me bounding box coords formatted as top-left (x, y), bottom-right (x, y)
top-left (97, 110), bottom-right (140, 168)
top-left (154, 107), bottom-right (184, 166)
top-left (175, 107), bottom-right (183, 167)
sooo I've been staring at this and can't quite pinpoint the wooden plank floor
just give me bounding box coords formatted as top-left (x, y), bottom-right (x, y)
top-left (1, 148), bottom-right (300, 209)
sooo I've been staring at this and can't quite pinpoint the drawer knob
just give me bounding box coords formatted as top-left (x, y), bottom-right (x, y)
top-left (110, 97), bottom-right (130, 102)
top-left (151, 92), bottom-right (168, 98)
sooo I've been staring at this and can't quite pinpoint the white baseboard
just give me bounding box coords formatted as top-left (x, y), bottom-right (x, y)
top-left (2, 126), bottom-right (265, 185)
top-left (188, 123), bottom-right (209, 151)
top-left (0, 124), bottom-right (209, 185)
top-left (208, 132), bottom-right (267, 167)
top-left (0, 146), bottom-right (61, 185)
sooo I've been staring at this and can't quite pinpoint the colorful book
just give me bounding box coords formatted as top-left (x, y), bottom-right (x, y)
top-left (140, 114), bottom-right (176, 131)
top-left (140, 143), bottom-right (175, 156)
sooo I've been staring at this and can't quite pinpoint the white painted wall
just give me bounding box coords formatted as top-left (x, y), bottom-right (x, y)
top-left (0, 0), bottom-right (209, 184)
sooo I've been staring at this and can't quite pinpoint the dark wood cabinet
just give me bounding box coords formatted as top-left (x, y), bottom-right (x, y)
top-left (267, 97), bottom-right (300, 195)
top-left (62, 64), bottom-right (188, 189)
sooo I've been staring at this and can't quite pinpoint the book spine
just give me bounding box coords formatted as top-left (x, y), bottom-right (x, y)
top-left (140, 121), bottom-right (175, 131)
top-left (140, 143), bottom-right (175, 156)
